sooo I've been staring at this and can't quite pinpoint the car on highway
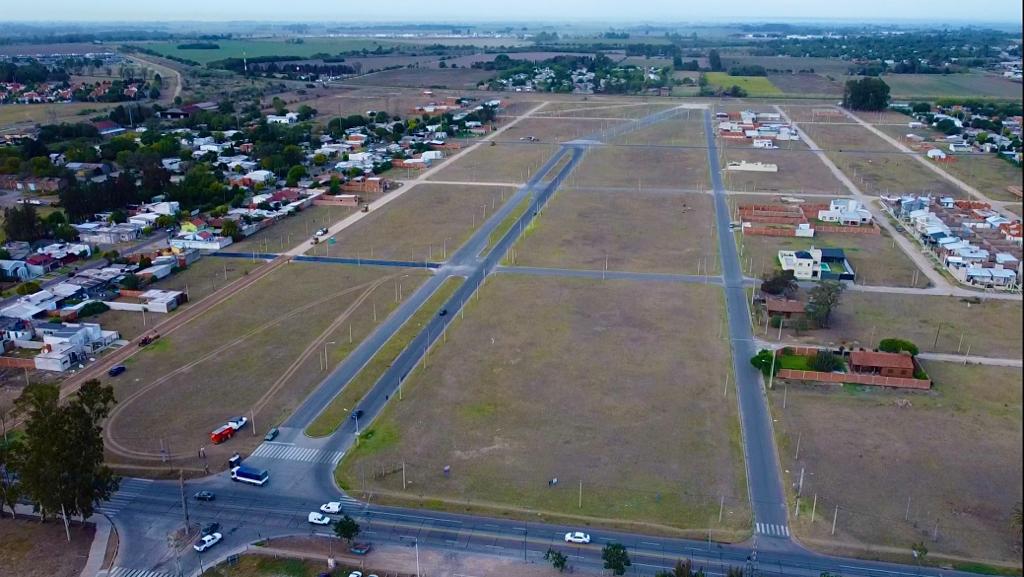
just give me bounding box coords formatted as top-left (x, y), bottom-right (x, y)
top-left (107, 364), bottom-right (126, 377)
top-left (308, 512), bottom-right (332, 525)
top-left (320, 501), bottom-right (343, 514)
top-left (193, 532), bottom-right (222, 552)
top-left (193, 491), bottom-right (215, 502)
top-left (264, 427), bottom-right (280, 441)
top-left (315, 227), bottom-right (329, 237)
top-left (350, 410), bottom-right (364, 421)
top-left (349, 543), bottom-right (373, 555)
top-left (564, 531), bottom-right (591, 544)
top-left (201, 522), bottom-right (220, 537)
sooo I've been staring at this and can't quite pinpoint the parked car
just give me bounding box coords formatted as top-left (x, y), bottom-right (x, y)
top-left (201, 522), bottom-right (220, 536)
top-left (349, 543), bottom-right (373, 555)
top-left (107, 365), bottom-right (126, 377)
top-left (193, 532), bottom-right (222, 552)
top-left (347, 572), bottom-right (363, 577)
top-left (564, 531), bottom-right (591, 544)
top-left (227, 416), bottom-right (248, 430)
top-left (308, 512), bottom-right (331, 525)
top-left (193, 491), bottom-right (215, 502)
top-left (320, 501), bottom-right (343, 514)
top-left (264, 427), bottom-right (280, 441)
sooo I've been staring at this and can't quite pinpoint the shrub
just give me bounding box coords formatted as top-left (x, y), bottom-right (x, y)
top-left (809, 350), bottom-right (844, 372)
top-left (878, 338), bottom-right (919, 356)
top-left (750, 349), bottom-right (779, 377)
top-left (16, 281), bottom-right (42, 296)
top-left (78, 301), bottom-right (110, 317)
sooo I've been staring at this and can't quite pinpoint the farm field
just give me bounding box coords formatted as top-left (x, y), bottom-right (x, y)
top-left (881, 73), bottom-right (1023, 100)
top-left (427, 142), bottom-right (557, 184)
top-left (704, 72), bottom-right (782, 97)
top-left (515, 186), bottom-right (716, 274)
top-left (136, 38), bottom-right (404, 65)
top-left (721, 146), bottom-right (846, 194)
top-left (609, 114), bottom-right (706, 147)
top-left (0, 101), bottom-right (116, 129)
top-left (735, 226), bottom-right (930, 288)
top-left (0, 517), bottom-right (94, 577)
top-left (571, 145), bottom-right (709, 190)
top-left (493, 117), bottom-right (629, 143)
top-left (772, 292), bottom-right (1023, 358)
top-left (533, 101), bottom-right (677, 119)
top-left (337, 275), bottom-right (750, 538)
top-left (720, 56), bottom-right (854, 75)
top-left (343, 67), bottom-right (493, 89)
top-left (766, 74), bottom-right (844, 96)
top-left (230, 204), bottom-right (355, 253)
top-left (770, 361), bottom-right (1023, 565)
top-left (310, 184), bottom-right (516, 262)
top-left (104, 263), bottom-right (428, 471)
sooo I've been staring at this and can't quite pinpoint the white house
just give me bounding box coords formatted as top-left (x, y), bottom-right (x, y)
top-left (948, 142), bottom-right (973, 153)
top-left (170, 231), bottom-right (233, 251)
top-left (267, 112), bottom-right (299, 124)
top-left (817, 199), bottom-right (873, 226)
top-left (243, 170), bottom-right (276, 184)
top-left (926, 148), bottom-right (947, 160)
top-left (0, 260), bottom-right (33, 282)
top-left (778, 249), bottom-right (822, 280)
top-left (752, 138), bottom-right (778, 149)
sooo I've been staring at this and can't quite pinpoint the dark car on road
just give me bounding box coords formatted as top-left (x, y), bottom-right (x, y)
top-left (349, 543), bottom-right (373, 555)
top-left (194, 491), bottom-right (215, 502)
top-left (201, 522), bottom-right (221, 536)
top-left (351, 410), bottom-right (364, 421)
top-left (264, 427), bottom-right (280, 441)
top-left (107, 365), bottom-right (126, 377)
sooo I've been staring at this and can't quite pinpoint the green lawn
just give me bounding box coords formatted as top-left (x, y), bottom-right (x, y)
top-left (880, 73), bottom-right (1022, 100)
top-left (705, 72), bottom-right (782, 96)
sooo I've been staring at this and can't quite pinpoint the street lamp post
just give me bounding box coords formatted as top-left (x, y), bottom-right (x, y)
top-left (323, 341), bottom-right (336, 371)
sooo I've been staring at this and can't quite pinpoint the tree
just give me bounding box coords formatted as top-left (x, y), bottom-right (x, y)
top-left (726, 568), bottom-right (744, 577)
top-left (602, 543), bottom-right (631, 576)
top-left (0, 433), bottom-right (22, 518)
top-left (760, 269), bottom-right (797, 298)
top-left (878, 338), bottom-right (919, 356)
top-left (544, 548), bottom-right (568, 572)
top-left (16, 281), bottom-right (42, 296)
top-left (220, 219), bottom-right (242, 241)
top-left (708, 49), bottom-right (723, 72)
top-left (656, 560), bottom-right (705, 577)
top-left (805, 281), bottom-right (843, 328)
top-left (119, 273), bottom-right (142, 290)
top-left (843, 77), bottom-right (891, 111)
top-left (911, 541), bottom-right (928, 563)
top-left (3, 204), bottom-right (44, 242)
top-left (750, 349), bottom-right (779, 377)
top-left (809, 350), bottom-right (844, 372)
top-left (286, 164), bottom-right (307, 187)
top-left (333, 514), bottom-right (360, 544)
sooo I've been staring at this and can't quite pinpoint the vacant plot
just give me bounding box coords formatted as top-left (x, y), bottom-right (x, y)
top-left (344, 67), bottom-right (493, 89)
top-left (609, 114), bottom-right (706, 147)
top-left (774, 292), bottom-right (1022, 358)
top-left (428, 142), bottom-right (557, 183)
top-left (778, 105), bottom-right (847, 124)
top-left (937, 154), bottom-right (1024, 202)
top-left (771, 361), bottom-right (1022, 565)
top-left (722, 56), bottom-right (853, 76)
top-left (882, 73), bottom-right (1023, 100)
top-left (721, 147), bottom-right (845, 194)
top-left (230, 205), bottom-right (355, 253)
top-left (704, 72), bottom-right (782, 97)
top-left (338, 276), bottom-right (748, 538)
top-left (767, 74), bottom-right (843, 96)
top-left (0, 101), bottom-right (116, 129)
top-left (737, 228), bottom-right (928, 288)
top-left (0, 518), bottom-right (94, 577)
top-left (572, 145), bottom-right (709, 191)
top-left (312, 183), bottom-right (515, 262)
top-left (534, 101), bottom-right (677, 119)
top-left (515, 187), bottom-right (716, 274)
top-left (493, 117), bottom-right (629, 144)
top-left (105, 263), bottom-right (427, 470)
top-left (138, 38), bottom-right (402, 65)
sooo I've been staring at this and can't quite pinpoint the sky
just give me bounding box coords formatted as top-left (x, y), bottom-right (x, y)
top-left (2, 0), bottom-right (1021, 23)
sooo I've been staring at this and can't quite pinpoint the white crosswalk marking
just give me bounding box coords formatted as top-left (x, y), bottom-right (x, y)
top-left (249, 442), bottom-right (344, 464)
top-left (96, 479), bottom-right (152, 516)
top-left (109, 566), bottom-right (173, 577)
top-left (756, 522), bottom-right (790, 537)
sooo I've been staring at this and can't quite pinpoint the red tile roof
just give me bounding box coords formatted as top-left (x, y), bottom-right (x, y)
top-left (850, 350), bottom-right (915, 369)
top-left (765, 298), bottom-right (806, 314)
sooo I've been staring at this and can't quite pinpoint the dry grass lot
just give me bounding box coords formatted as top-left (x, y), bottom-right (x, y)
top-left (428, 142), bottom-right (558, 184)
top-left (515, 187), bottom-right (716, 274)
top-left (0, 518), bottom-right (94, 577)
top-left (494, 117), bottom-right (629, 143)
top-left (778, 105), bottom-right (848, 124)
top-left (571, 145), bottom-right (709, 190)
top-left (344, 67), bottom-right (493, 89)
top-left (937, 154), bottom-right (1024, 203)
top-left (338, 276), bottom-right (750, 538)
top-left (534, 101), bottom-right (677, 119)
top-left (737, 228), bottom-right (929, 288)
top-left (773, 292), bottom-right (1022, 358)
top-left (770, 362), bottom-right (1023, 565)
top-left (721, 147), bottom-right (846, 194)
top-left (608, 114), bottom-right (706, 147)
top-left (230, 205), bottom-right (355, 253)
top-left (105, 263), bottom-right (427, 469)
top-left (311, 184), bottom-right (516, 262)
top-left (767, 74), bottom-right (844, 96)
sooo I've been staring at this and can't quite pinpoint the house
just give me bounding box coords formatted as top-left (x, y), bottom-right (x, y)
top-left (241, 170), bottom-right (276, 186)
top-left (170, 231), bottom-right (233, 251)
top-left (926, 148), bottom-right (947, 160)
top-left (0, 260), bottom-right (33, 282)
top-left (752, 138), bottom-right (778, 149)
top-left (74, 222), bottom-right (143, 245)
top-left (32, 321), bottom-right (119, 372)
top-left (817, 199), bottom-right (872, 226)
top-left (764, 297), bottom-right (806, 319)
top-left (778, 249), bottom-right (821, 280)
top-left (848, 350), bottom-right (916, 379)
top-left (948, 142), bottom-right (973, 153)
top-left (726, 160), bottom-right (778, 173)
top-left (267, 112), bottom-right (299, 124)
top-left (92, 120), bottom-right (126, 137)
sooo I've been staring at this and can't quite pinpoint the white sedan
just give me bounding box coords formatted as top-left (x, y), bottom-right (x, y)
top-left (308, 511), bottom-right (332, 525)
top-left (564, 531), bottom-right (591, 544)
top-left (320, 501), bottom-right (343, 514)
top-left (193, 532), bottom-right (223, 552)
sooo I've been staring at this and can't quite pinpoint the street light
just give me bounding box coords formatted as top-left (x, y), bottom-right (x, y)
top-left (323, 341), bottom-right (336, 371)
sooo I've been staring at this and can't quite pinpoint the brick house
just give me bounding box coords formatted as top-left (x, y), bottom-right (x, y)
top-left (848, 351), bottom-right (915, 378)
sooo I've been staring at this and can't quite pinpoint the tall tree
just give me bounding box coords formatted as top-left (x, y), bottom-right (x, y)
top-left (602, 543), bottom-right (632, 576)
top-left (708, 49), bottom-right (723, 72)
top-left (843, 77), bottom-right (891, 111)
top-left (805, 281), bottom-right (843, 328)
top-left (13, 384), bottom-right (64, 521)
top-left (333, 514), bottom-right (360, 544)
top-left (0, 432), bottom-right (22, 518)
top-left (3, 204), bottom-right (44, 242)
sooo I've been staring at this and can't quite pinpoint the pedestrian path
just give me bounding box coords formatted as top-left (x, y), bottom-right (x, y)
top-left (96, 478), bottom-right (152, 516)
top-left (105, 567), bottom-right (173, 577)
top-left (755, 522), bottom-right (790, 538)
top-left (249, 441), bottom-right (344, 464)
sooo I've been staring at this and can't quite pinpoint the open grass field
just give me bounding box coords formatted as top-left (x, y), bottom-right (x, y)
top-left (428, 142), bottom-right (558, 184)
top-left (0, 101), bottom-right (115, 129)
top-left (608, 114), bottom-right (706, 147)
top-left (704, 72), bottom-right (783, 97)
top-left (137, 38), bottom-right (404, 65)
top-left (344, 67), bottom-right (493, 89)
top-left (571, 145), bottom-right (709, 191)
top-left (493, 117), bottom-right (629, 143)
top-left (735, 225), bottom-right (930, 288)
top-left (766, 74), bottom-right (844, 96)
top-left (230, 205), bottom-right (355, 253)
top-left (770, 361), bottom-right (1023, 566)
top-left (0, 517), bottom-right (94, 577)
top-left (722, 56), bottom-right (854, 76)
top-left (338, 275), bottom-right (749, 538)
top-left (721, 147), bottom-right (846, 194)
top-left (514, 186), bottom-right (716, 274)
top-left (882, 73), bottom-right (1024, 100)
top-left (935, 154), bottom-right (1024, 203)
top-left (533, 101), bottom-right (677, 119)
top-left (104, 263), bottom-right (428, 470)
top-left (772, 292), bottom-right (1023, 359)
top-left (310, 183), bottom-right (516, 262)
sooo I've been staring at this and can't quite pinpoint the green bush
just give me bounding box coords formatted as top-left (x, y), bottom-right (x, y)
top-left (878, 338), bottom-right (919, 356)
top-left (16, 281), bottom-right (42, 296)
top-left (78, 301), bottom-right (110, 318)
top-left (750, 349), bottom-right (779, 377)
top-left (809, 350), bottom-right (844, 372)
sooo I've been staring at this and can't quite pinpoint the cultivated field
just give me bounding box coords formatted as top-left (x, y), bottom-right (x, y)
top-left (721, 146), bottom-right (846, 194)
top-left (704, 72), bottom-right (782, 97)
top-left (772, 292), bottom-right (1023, 358)
top-left (736, 227), bottom-right (929, 288)
top-left (343, 67), bottom-right (493, 89)
top-left (137, 38), bottom-right (404, 64)
top-left (882, 73), bottom-right (1023, 100)
top-left (515, 186), bottom-right (716, 274)
top-left (766, 74), bottom-right (844, 96)
top-left (571, 145), bottom-right (709, 190)
top-left (104, 263), bottom-right (427, 470)
top-left (0, 101), bottom-right (116, 129)
top-left (721, 56), bottom-right (854, 76)
top-left (0, 517), bottom-right (94, 577)
top-left (427, 143), bottom-right (557, 184)
top-left (230, 205), bottom-right (355, 253)
top-left (338, 276), bottom-right (750, 538)
top-left (771, 361), bottom-right (1023, 566)
top-left (311, 184), bottom-right (516, 262)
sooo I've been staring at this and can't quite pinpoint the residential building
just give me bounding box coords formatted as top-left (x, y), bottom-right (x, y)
top-left (817, 199), bottom-right (872, 226)
top-left (848, 351), bottom-right (916, 379)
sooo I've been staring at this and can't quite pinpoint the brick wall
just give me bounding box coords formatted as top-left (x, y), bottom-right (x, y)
top-left (743, 226), bottom-right (797, 237)
top-left (775, 346), bottom-right (931, 390)
top-left (0, 356), bottom-right (35, 369)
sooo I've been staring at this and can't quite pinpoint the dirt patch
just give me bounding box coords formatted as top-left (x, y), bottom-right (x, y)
top-left (0, 517), bottom-right (95, 577)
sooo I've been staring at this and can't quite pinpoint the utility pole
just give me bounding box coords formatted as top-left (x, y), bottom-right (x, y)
top-left (179, 470), bottom-right (190, 532)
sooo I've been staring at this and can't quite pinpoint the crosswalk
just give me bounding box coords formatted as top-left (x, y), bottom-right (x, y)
top-left (106, 566), bottom-right (173, 577)
top-left (96, 478), bottom-right (152, 516)
top-left (249, 442), bottom-right (344, 464)
top-left (756, 522), bottom-right (790, 537)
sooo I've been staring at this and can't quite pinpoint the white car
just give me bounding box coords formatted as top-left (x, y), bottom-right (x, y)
top-left (564, 531), bottom-right (591, 544)
top-left (315, 227), bottom-right (329, 237)
top-left (227, 416), bottom-right (248, 430)
top-left (308, 511), bottom-right (332, 525)
top-left (320, 501), bottom-right (343, 514)
top-left (348, 572), bottom-right (363, 577)
top-left (193, 532), bottom-right (222, 552)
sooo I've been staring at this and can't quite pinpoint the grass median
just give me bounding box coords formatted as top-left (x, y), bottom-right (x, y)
top-left (483, 195), bottom-right (531, 256)
top-left (305, 276), bottom-right (464, 437)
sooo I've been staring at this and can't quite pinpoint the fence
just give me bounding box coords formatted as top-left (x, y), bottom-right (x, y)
top-left (774, 346), bottom-right (932, 390)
